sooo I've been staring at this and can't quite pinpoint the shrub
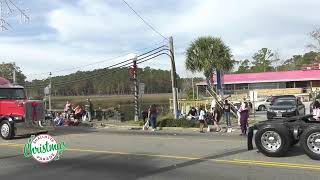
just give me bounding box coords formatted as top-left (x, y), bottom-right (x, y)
top-left (156, 118), bottom-right (197, 128)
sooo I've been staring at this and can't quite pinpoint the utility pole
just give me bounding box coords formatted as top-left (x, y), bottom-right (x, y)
top-left (192, 77), bottom-right (195, 100)
top-left (49, 72), bottom-right (52, 111)
top-left (133, 56), bottom-right (139, 121)
top-left (169, 36), bottom-right (178, 119)
top-left (12, 63), bottom-right (16, 84)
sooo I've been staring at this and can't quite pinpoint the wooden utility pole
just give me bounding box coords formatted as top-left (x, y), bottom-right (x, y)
top-left (133, 56), bottom-right (139, 121)
top-left (12, 68), bottom-right (16, 84)
top-left (169, 36), bottom-right (179, 119)
top-left (192, 77), bottom-right (195, 100)
top-left (49, 72), bottom-right (52, 111)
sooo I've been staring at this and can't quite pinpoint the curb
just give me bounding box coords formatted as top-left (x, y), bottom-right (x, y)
top-left (94, 123), bottom-right (243, 133)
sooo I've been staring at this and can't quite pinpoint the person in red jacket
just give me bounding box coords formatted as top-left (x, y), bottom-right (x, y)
top-left (238, 102), bottom-right (249, 136)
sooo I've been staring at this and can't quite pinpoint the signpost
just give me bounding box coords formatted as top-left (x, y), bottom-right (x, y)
top-left (139, 83), bottom-right (145, 96)
top-left (138, 83), bottom-right (145, 117)
top-left (44, 86), bottom-right (50, 110)
top-left (250, 91), bottom-right (258, 119)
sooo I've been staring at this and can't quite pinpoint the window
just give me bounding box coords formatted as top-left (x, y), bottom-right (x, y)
top-left (0, 88), bottom-right (26, 100)
top-left (273, 98), bottom-right (296, 106)
top-left (235, 84), bottom-right (248, 90)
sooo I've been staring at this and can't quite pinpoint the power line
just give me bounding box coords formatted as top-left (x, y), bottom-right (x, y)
top-left (25, 60), bottom-right (134, 88)
top-left (0, 0), bottom-right (29, 31)
top-left (25, 47), bottom-right (170, 88)
top-left (120, 0), bottom-right (167, 40)
top-left (26, 40), bottom-right (167, 77)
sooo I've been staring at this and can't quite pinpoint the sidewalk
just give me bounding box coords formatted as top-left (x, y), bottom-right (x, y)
top-left (84, 120), bottom-right (244, 135)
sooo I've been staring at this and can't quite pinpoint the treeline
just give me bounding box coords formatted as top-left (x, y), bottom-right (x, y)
top-left (236, 49), bottom-right (320, 73)
top-left (25, 67), bottom-right (183, 98)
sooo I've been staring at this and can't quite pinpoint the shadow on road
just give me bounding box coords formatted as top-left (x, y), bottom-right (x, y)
top-left (50, 126), bottom-right (99, 137)
top-left (138, 148), bottom-right (248, 179)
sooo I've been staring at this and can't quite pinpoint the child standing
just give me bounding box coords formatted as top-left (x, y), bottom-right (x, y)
top-left (223, 100), bottom-right (232, 133)
top-left (198, 107), bottom-right (206, 133)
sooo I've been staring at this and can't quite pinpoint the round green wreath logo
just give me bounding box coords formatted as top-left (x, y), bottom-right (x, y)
top-left (23, 134), bottom-right (66, 163)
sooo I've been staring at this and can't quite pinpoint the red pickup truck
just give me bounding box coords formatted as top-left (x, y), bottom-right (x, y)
top-left (0, 77), bottom-right (53, 139)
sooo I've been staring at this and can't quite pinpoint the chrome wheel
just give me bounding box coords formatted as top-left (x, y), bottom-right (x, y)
top-left (1, 123), bottom-right (10, 138)
top-left (307, 132), bottom-right (320, 155)
top-left (261, 131), bottom-right (282, 152)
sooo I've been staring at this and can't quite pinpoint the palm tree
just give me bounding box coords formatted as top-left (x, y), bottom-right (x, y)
top-left (185, 36), bottom-right (234, 95)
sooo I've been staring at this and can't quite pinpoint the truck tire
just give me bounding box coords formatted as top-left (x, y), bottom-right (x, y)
top-left (0, 120), bottom-right (14, 140)
top-left (300, 126), bottom-right (320, 160)
top-left (255, 125), bottom-right (292, 157)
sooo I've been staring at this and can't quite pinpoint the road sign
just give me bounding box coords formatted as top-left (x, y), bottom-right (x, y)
top-left (139, 83), bottom-right (145, 95)
top-left (44, 86), bottom-right (50, 95)
top-left (249, 91), bottom-right (258, 102)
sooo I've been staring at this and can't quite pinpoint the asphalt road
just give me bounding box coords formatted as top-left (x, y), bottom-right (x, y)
top-left (0, 127), bottom-right (319, 180)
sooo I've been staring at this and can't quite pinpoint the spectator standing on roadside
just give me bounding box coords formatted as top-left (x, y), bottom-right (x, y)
top-left (85, 98), bottom-right (93, 122)
top-left (223, 100), bottom-right (232, 133)
top-left (238, 102), bottom-right (249, 136)
top-left (212, 107), bottom-right (222, 132)
top-left (148, 104), bottom-right (158, 131)
top-left (313, 100), bottom-right (320, 120)
top-left (64, 101), bottom-right (73, 119)
top-left (198, 107), bottom-right (206, 133)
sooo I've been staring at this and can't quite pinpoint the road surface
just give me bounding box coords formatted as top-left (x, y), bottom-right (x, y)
top-left (0, 127), bottom-right (319, 180)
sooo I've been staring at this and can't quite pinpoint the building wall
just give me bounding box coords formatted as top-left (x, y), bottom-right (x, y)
top-left (312, 80), bottom-right (320, 87)
top-left (249, 82), bottom-right (286, 89)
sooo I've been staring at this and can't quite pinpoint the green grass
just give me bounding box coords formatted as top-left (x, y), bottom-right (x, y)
top-left (51, 93), bottom-right (172, 110)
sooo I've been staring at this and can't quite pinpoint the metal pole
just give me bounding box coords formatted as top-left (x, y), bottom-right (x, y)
top-left (192, 77), bottom-right (195, 100)
top-left (169, 36), bottom-right (178, 119)
top-left (0, 1), bottom-right (3, 31)
top-left (49, 72), bottom-right (52, 111)
top-left (13, 69), bottom-right (16, 84)
top-left (197, 85), bottom-right (199, 100)
top-left (253, 91), bottom-right (256, 121)
top-left (133, 56), bottom-right (139, 121)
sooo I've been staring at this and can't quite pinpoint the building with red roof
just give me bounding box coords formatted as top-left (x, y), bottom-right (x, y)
top-left (196, 69), bottom-right (320, 94)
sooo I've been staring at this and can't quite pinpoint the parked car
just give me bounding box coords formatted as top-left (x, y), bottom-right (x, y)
top-left (267, 95), bottom-right (305, 119)
top-left (254, 96), bottom-right (272, 111)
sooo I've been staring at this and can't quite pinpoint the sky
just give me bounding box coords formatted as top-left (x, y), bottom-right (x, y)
top-left (0, 0), bottom-right (319, 80)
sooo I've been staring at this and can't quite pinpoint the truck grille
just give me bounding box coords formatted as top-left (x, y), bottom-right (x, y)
top-left (24, 101), bottom-right (45, 123)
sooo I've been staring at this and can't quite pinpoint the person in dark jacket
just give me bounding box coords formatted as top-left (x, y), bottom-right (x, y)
top-left (141, 109), bottom-right (148, 124)
top-left (238, 102), bottom-right (249, 136)
top-left (223, 100), bottom-right (232, 133)
top-left (85, 98), bottom-right (94, 122)
top-left (148, 104), bottom-right (158, 131)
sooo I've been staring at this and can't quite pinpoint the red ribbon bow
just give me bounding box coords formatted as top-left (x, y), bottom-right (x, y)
top-left (32, 102), bottom-right (38, 121)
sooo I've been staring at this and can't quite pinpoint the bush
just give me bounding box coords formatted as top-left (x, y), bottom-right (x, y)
top-left (157, 117), bottom-right (197, 128)
top-left (137, 113), bottom-right (198, 128)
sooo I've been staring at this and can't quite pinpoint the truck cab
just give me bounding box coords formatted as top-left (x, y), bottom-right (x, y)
top-left (0, 77), bottom-right (53, 139)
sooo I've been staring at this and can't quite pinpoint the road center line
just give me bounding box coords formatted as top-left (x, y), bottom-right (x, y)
top-left (0, 143), bottom-right (319, 171)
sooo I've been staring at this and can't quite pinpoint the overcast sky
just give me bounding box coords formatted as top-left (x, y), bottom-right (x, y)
top-left (0, 0), bottom-right (319, 80)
